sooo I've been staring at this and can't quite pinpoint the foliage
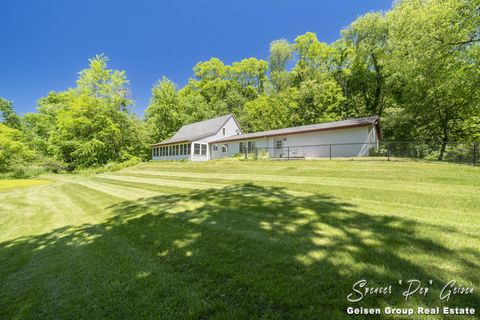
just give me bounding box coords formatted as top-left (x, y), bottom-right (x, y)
top-left (386, 0), bottom-right (480, 158)
top-left (145, 77), bottom-right (182, 143)
top-left (0, 98), bottom-right (21, 129)
top-left (22, 55), bottom-right (147, 170)
top-left (0, 123), bottom-right (33, 173)
top-left (144, 0), bottom-right (478, 147)
top-left (4, 0), bottom-right (480, 170)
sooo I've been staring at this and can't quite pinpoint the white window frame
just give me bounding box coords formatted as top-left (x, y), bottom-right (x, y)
top-left (213, 144), bottom-right (218, 151)
top-left (194, 143), bottom-right (201, 155)
top-left (222, 144), bottom-right (228, 153)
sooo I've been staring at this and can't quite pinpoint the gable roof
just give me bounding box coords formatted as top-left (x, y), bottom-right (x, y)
top-left (152, 114), bottom-right (237, 146)
top-left (211, 116), bottom-right (380, 143)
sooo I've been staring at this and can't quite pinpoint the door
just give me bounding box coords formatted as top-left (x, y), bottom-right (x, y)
top-left (274, 138), bottom-right (283, 158)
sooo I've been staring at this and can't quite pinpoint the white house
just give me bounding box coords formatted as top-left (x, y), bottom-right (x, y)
top-left (151, 114), bottom-right (381, 161)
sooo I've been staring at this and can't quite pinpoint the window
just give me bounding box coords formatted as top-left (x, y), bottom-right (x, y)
top-left (180, 144), bottom-right (183, 155)
top-left (222, 127), bottom-right (226, 136)
top-left (222, 144), bottom-right (228, 153)
top-left (162, 146), bottom-right (165, 156)
top-left (201, 144), bottom-right (207, 155)
top-left (187, 143), bottom-right (191, 155)
top-left (194, 143), bottom-right (201, 155)
top-left (239, 142), bottom-right (245, 153)
top-left (213, 144), bottom-right (218, 151)
top-left (248, 141), bottom-right (256, 153)
top-left (182, 144), bottom-right (186, 155)
top-left (169, 146), bottom-right (173, 156)
top-left (156, 147), bottom-right (159, 157)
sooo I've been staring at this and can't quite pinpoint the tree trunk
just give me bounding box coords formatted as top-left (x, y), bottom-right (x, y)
top-left (370, 53), bottom-right (383, 117)
top-left (438, 126), bottom-right (449, 161)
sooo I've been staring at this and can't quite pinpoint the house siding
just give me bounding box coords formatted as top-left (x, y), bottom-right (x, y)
top-left (153, 117), bottom-right (242, 161)
top-left (211, 126), bottom-right (374, 159)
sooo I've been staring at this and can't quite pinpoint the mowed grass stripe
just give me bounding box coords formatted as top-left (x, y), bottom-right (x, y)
top-left (120, 169), bottom-right (479, 196)
top-left (91, 177), bottom-right (194, 195)
top-left (99, 174), bottom-right (227, 190)
top-left (96, 172), bottom-right (477, 231)
top-left (113, 172), bottom-right (479, 215)
top-left (66, 177), bottom-right (161, 201)
top-left (143, 160), bottom-right (479, 186)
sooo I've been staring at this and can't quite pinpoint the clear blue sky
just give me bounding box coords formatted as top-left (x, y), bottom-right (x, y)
top-left (1, 0), bottom-right (393, 115)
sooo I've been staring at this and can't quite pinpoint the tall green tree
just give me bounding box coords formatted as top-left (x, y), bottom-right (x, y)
top-left (269, 39), bottom-right (293, 91)
top-left (0, 98), bottom-right (21, 129)
top-left (145, 77), bottom-right (183, 143)
top-left (0, 123), bottom-right (32, 173)
top-left (26, 55), bottom-right (146, 168)
top-left (242, 88), bottom-right (299, 132)
top-left (341, 12), bottom-right (389, 117)
top-left (387, 0), bottom-right (480, 158)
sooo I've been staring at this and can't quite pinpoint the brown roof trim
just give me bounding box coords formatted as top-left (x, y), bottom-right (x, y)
top-left (210, 123), bottom-right (374, 143)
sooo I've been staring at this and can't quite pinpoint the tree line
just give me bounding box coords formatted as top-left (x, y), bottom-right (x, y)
top-left (1, 0), bottom-right (479, 174)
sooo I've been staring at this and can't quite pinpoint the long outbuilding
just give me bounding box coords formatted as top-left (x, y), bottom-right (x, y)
top-left (151, 114), bottom-right (381, 161)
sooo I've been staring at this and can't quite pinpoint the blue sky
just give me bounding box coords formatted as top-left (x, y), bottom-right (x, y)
top-left (1, 0), bottom-right (393, 115)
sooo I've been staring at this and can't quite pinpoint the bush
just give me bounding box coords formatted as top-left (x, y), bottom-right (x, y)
top-left (75, 157), bottom-right (142, 175)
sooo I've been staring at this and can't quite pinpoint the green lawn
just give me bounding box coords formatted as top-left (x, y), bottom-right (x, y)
top-left (0, 179), bottom-right (50, 192)
top-left (0, 160), bottom-right (478, 319)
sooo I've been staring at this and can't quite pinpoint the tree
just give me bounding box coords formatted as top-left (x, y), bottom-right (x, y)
top-left (292, 32), bottom-right (335, 84)
top-left (242, 88), bottom-right (299, 132)
top-left (387, 0), bottom-right (480, 159)
top-left (0, 98), bottom-right (21, 129)
top-left (231, 58), bottom-right (268, 94)
top-left (28, 55), bottom-right (146, 168)
top-left (341, 12), bottom-right (389, 117)
top-left (269, 39), bottom-right (293, 91)
top-left (145, 77), bottom-right (182, 143)
top-left (0, 123), bottom-right (32, 173)
top-left (297, 75), bottom-right (345, 124)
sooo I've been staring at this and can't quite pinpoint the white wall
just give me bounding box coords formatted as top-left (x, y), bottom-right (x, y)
top-left (152, 121), bottom-right (378, 161)
top-left (199, 116), bottom-right (241, 160)
top-left (152, 116), bottom-right (242, 161)
top-left (211, 126), bottom-right (374, 159)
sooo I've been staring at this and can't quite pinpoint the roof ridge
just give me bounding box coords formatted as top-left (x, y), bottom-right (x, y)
top-left (181, 113), bottom-right (232, 128)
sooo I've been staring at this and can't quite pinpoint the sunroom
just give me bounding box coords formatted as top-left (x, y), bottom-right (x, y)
top-left (152, 142), bottom-right (208, 160)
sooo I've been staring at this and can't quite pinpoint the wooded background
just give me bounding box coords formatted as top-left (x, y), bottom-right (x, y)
top-left (1, 0), bottom-right (479, 174)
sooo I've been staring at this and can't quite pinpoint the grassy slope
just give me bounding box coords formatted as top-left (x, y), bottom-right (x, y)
top-left (0, 160), bottom-right (478, 319)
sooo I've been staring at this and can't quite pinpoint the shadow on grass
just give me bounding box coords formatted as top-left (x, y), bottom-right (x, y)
top-left (0, 183), bottom-right (478, 319)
